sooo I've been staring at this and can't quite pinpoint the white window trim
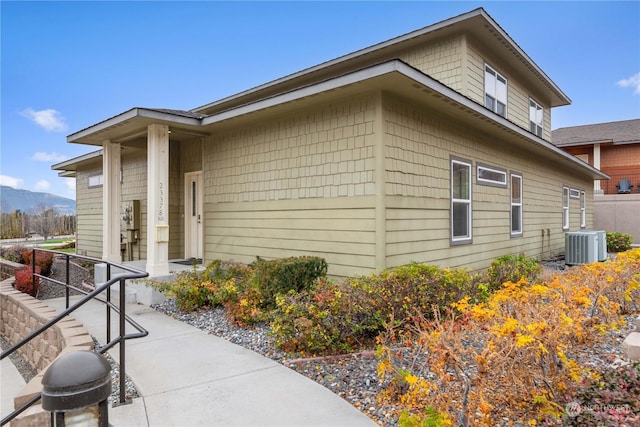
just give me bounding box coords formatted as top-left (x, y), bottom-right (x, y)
top-left (485, 64), bottom-right (507, 117)
top-left (88, 174), bottom-right (104, 188)
top-left (529, 98), bottom-right (543, 138)
top-left (451, 157), bottom-right (472, 244)
top-left (569, 188), bottom-right (581, 199)
top-left (510, 173), bottom-right (523, 236)
top-left (562, 186), bottom-right (570, 230)
top-left (580, 191), bottom-right (586, 228)
top-left (477, 164), bottom-right (507, 187)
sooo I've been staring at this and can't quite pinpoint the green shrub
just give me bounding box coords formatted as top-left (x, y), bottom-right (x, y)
top-left (0, 244), bottom-right (29, 263)
top-left (271, 278), bottom-right (382, 355)
top-left (270, 263), bottom-right (475, 355)
top-left (22, 251), bottom-right (54, 276)
top-left (252, 256), bottom-right (327, 308)
top-left (485, 254), bottom-right (541, 292)
top-left (566, 361), bottom-right (640, 426)
top-left (606, 232), bottom-right (633, 253)
top-left (15, 265), bottom-right (41, 297)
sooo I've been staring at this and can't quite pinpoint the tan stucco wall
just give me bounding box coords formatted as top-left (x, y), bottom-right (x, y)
top-left (594, 194), bottom-right (640, 244)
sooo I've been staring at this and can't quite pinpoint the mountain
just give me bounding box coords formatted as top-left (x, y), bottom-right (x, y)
top-left (0, 186), bottom-right (76, 215)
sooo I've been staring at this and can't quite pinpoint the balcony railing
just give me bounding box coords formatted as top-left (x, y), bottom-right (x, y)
top-left (595, 173), bottom-right (640, 195)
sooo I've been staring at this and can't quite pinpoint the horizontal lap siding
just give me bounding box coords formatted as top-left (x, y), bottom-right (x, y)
top-left (203, 94), bottom-right (378, 276)
top-left (75, 167), bottom-right (103, 258)
top-left (383, 96), bottom-right (594, 272)
top-left (204, 198), bottom-right (376, 277)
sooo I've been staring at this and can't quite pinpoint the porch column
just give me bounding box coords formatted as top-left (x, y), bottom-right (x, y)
top-left (146, 124), bottom-right (170, 276)
top-left (102, 140), bottom-right (121, 263)
top-left (593, 143), bottom-right (602, 194)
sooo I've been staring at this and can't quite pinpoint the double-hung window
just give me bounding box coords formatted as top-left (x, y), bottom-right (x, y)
top-left (562, 186), bottom-right (570, 230)
top-left (485, 64), bottom-right (507, 118)
top-left (451, 157), bottom-right (472, 243)
top-left (511, 173), bottom-right (523, 236)
top-left (529, 98), bottom-right (543, 138)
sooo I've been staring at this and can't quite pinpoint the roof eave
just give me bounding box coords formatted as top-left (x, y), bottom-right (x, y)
top-left (200, 59), bottom-right (605, 181)
top-left (67, 108), bottom-right (203, 145)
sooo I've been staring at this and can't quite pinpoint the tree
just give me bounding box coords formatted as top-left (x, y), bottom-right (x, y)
top-left (31, 204), bottom-right (56, 240)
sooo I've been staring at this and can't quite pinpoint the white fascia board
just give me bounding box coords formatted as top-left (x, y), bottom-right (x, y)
top-left (477, 9), bottom-right (571, 105)
top-left (398, 64), bottom-right (604, 179)
top-left (67, 108), bottom-right (202, 143)
top-left (201, 62), bottom-right (404, 126)
top-left (202, 59), bottom-right (603, 180)
top-left (51, 149), bottom-right (103, 171)
top-left (193, 8), bottom-right (487, 113)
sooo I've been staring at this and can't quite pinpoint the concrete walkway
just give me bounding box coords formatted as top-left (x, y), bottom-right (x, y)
top-left (44, 296), bottom-right (376, 427)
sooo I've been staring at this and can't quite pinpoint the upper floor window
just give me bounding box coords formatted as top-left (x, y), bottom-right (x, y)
top-left (529, 98), bottom-right (543, 138)
top-left (485, 64), bottom-right (507, 118)
top-left (451, 157), bottom-right (472, 244)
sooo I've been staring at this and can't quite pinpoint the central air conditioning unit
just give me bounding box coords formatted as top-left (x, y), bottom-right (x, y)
top-left (565, 230), bottom-right (607, 265)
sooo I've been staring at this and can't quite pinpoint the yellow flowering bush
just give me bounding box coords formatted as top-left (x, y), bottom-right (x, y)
top-left (377, 249), bottom-right (640, 426)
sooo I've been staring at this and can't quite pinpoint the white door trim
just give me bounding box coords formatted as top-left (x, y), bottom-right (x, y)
top-left (184, 171), bottom-right (203, 259)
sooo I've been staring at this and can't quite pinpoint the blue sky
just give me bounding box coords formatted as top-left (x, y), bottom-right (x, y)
top-left (1, 1), bottom-right (639, 200)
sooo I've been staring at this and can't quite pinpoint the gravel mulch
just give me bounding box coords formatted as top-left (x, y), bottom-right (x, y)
top-left (5, 255), bottom-right (635, 426)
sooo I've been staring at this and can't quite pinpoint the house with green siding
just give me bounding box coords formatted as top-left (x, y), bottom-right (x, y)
top-left (53, 8), bottom-right (607, 277)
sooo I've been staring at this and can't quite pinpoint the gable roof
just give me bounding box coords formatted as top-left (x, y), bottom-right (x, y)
top-left (552, 119), bottom-right (640, 147)
top-left (192, 7), bottom-right (570, 116)
top-left (60, 59), bottom-right (606, 180)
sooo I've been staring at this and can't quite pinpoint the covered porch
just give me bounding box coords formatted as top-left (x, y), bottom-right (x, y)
top-left (54, 108), bottom-right (209, 276)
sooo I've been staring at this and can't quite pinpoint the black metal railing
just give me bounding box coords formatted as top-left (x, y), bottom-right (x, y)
top-left (597, 173), bottom-right (640, 195)
top-left (1, 248), bottom-right (149, 426)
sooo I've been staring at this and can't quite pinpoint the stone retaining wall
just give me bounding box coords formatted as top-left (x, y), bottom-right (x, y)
top-left (0, 258), bottom-right (24, 281)
top-left (0, 278), bottom-right (94, 427)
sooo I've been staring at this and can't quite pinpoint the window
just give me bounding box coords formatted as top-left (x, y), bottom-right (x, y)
top-left (451, 158), bottom-right (472, 243)
top-left (511, 173), bottom-right (523, 236)
top-left (569, 188), bottom-right (580, 199)
top-left (562, 186), bottom-right (570, 230)
top-left (529, 98), bottom-right (543, 137)
top-left (88, 174), bottom-right (103, 188)
top-left (580, 191), bottom-right (586, 228)
top-left (477, 164), bottom-right (507, 187)
top-left (485, 64), bottom-right (507, 117)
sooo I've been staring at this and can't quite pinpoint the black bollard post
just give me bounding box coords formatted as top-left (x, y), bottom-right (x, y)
top-left (41, 350), bottom-right (112, 427)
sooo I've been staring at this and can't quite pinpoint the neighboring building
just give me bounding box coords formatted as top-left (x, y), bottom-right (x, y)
top-left (552, 119), bottom-right (640, 244)
top-left (53, 8), bottom-right (606, 277)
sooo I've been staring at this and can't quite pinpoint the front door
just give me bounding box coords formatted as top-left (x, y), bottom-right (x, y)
top-left (184, 171), bottom-right (203, 260)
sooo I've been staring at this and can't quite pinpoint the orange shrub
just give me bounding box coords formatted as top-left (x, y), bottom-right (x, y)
top-left (376, 249), bottom-right (640, 426)
top-left (15, 265), bottom-right (41, 297)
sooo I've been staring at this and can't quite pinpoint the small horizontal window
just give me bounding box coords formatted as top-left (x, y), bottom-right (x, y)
top-left (88, 174), bottom-right (103, 188)
top-left (569, 188), bottom-right (580, 199)
top-left (477, 165), bottom-right (507, 187)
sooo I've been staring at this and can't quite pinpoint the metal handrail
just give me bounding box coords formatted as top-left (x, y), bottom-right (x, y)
top-left (1, 249), bottom-right (149, 426)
